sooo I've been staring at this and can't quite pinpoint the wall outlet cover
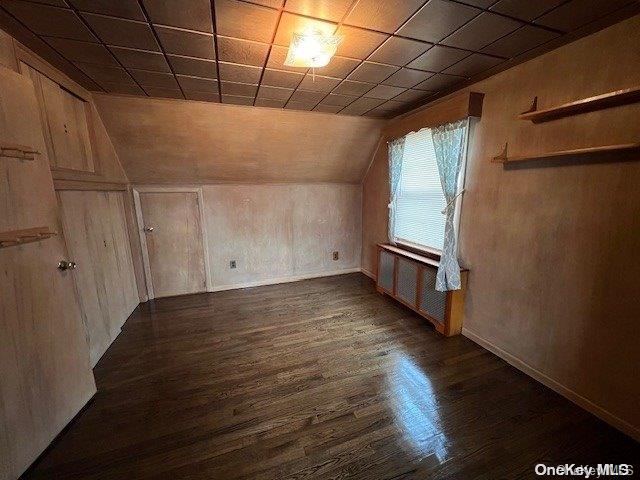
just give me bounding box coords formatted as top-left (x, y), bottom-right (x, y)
top-left (333, 251), bottom-right (339, 261)
top-left (230, 260), bottom-right (236, 269)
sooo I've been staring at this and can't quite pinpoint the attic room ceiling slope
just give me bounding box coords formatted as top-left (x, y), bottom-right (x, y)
top-left (93, 94), bottom-right (384, 184)
top-left (1, 0), bottom-right (639, 118)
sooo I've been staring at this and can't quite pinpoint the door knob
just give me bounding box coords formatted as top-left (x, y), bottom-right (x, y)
top-left (58, 260), bottom-right (77, 271)
top-left (144, 226), bottom-right (154, 232)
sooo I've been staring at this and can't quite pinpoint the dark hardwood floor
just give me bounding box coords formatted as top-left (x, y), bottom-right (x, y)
top-left (22, 273), bottom-right (638, 479)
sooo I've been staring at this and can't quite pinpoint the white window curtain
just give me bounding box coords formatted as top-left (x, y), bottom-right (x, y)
top-left (387, 137), bottom-right (405, 245)
top-left (432, 119), bottom-right (468, 291)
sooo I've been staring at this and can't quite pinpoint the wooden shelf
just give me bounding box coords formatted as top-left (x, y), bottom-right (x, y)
top-left (1, 143), bottom-right (40, 160)
top-left (492, 142), bottom-right (640, 164)
top-left (518, 86), bottom-right (640, 123)
top-left (0, 227), bottom-right (56, 248)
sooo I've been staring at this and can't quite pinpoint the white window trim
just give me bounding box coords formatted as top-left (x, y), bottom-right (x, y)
top-left (391, 118), bottom-right (472, 256)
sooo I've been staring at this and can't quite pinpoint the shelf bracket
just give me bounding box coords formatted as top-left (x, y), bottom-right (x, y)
top-left (491, 142), bottom-right (508, 163)
top-left (521, 96), bottom-right (538, 115)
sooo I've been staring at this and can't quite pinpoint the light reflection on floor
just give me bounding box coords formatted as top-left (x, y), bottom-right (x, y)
top-left (387, 353), bottom-right (449, 463)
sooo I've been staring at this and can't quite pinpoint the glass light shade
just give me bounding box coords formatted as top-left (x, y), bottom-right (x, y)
top-left (284, 30), bottom-right (342, 68)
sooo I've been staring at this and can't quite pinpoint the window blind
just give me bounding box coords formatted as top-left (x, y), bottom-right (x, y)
top-left (393, 128), bottom-right (447, 251)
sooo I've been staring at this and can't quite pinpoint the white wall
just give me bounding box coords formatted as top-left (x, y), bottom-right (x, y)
top-left (202, 184), bottom-right (362, 290)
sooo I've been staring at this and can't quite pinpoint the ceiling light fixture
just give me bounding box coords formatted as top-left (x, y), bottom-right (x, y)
top-left (284, 29), bottom-right (342, 70)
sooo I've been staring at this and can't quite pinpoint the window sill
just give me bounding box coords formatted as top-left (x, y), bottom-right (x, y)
top-left (394, 240), bottom-right (442, 262)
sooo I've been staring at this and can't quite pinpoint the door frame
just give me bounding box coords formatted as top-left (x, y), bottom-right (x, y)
top-left (132, 186), bottom-right (213, 300)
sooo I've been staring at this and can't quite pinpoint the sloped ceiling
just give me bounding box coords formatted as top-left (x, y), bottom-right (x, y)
top-left (93, 94), bottom-right (384, 184)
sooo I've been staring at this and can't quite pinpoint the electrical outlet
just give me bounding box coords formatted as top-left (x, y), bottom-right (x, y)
top-left (230, 260), bottom-right (236, 269)
top-left (333, 251), bottom-right (339, 261)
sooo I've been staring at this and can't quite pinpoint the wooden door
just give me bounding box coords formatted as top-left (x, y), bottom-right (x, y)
top-left (58, 190), bottom-right (140, 366)
top-left (0, 66), bottom-right (95, 479)
top-left (21, 62), bottom-right (94, 172)
top-left (138, 191), bottom-right (207, 298)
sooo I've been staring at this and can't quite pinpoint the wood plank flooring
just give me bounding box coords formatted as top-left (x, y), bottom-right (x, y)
top-left (22, 273), bottom-right (639, 479)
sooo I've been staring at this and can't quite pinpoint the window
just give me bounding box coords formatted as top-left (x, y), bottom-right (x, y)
top-left (392, 127), bottom-right (467, 252)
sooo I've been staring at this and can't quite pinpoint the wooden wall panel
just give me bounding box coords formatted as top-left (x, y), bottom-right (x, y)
top-left (58, 191), bottom-right (139, 366)
top-left (361, 15), bottom-right (640, 439)
top-left (0, 28), bottom-right (16, 71)
top-left (0, 65), bottom-right (95, 480)
top-left (201, 183), bottom-right (362, 290)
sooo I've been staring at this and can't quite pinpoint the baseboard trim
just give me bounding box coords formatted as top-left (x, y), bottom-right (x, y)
top-left (462, 327), bottom-right (639, 442)
top-left (211, 268), bottom-right (362, 292)
top-left (360, 268), bottom-right (376, 280)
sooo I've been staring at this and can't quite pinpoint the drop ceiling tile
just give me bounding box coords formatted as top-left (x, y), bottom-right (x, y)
top-left (2, 1), bottom-right (96, 41)
top-left (393, 88), bottom-right (431, 103)
top-left (167, 54), bottom-right (218, 78)
top-left (481, 25), bottom-right (559, 58)
top-left (489, 0), bottom-right (565, 21)
top-left (314, 56), bottom-right (360, 78)
top-left (266, 45), bottom-right (308, 72)
top-left (100, 82), bottom-right (146, 95)
top-left (143, 86), bottom-right (183, 98)
top-left (257, 84), bottom-right (294, 100)
top-left (262, 68), bottom-right (305, 88)
top-left (221, 81), bottom-right (258, 96)
top-left (222, 94), bottom-right (255, 105)
top-left (345, 0), bottom-right (425, 33)
top-left (142, 0), bottom-right (213, 33)
top-left (284, 0), bottom-right (353, 22)
top-left (442, 52), bottom-right (503, 77)
top-left (33, 0), bottom-right (71, 6)
top-left (407, 45), bottom-right (470, 72)
top-left (285, 101), bottom-right (314, 111)
top-left (185, 91), bottom-right (220, 102)
top-left (334, 25), bottom-right (388, 59)
top-left (347, 61), bottom-right (398, 83)
top-left (414, 72), bottom-right (464, 91)
top-left (110, 46), bottom-right (170, 72)
top-left (245, 0), bottom-right (283, 8)
top-left (218, 62), bottom-right (263, 84)
top-left (364, 108), bottom-right (392, 118)
top-left (458, 0), bottom-right (496, 7)
top-left (155, 25), bottom-right (215, 59)
top-left (129, 68), bottom-right (179, 88)
top-left (255, 97), bottom-right (287, 108)
top-left (288, 89), bottom-right (326, 103)
top-left (340, 96), bottom-right (384, 115)
top-left (274, 12), bottom-right (336, 46)
top-left (382, 68), bottom-right (433, 88)
top-left (313, 104), bottom-right (342, 113)
top-left (372, 99), bottom-right (406, 115)
top-left (364, 84), bottom-right (406, 100)
top-left (215, 0), bottom-right (279, 43)
top-left (176, 75), bottom-right (218, 92)
top-left (68, 0), bottom-right (145, 20)
top-left (332, 79), bottom-right (375, 96)
top-left (534, 0), bottom-right (631, 32)
top-left (44, 37), bottom-right (117, 65)
top-left (368, 36), bottom-right (432, 66)
top-left (82, 13), bottom-right (159, 50)
top-left (297, 74), bottom-right (341, 92)
top-left (74, 62), bottom-right (135, 84)
top-left (217, 36), bottom-right (270, 66)
top-left (397, 0), bottom-right (480, 43)
top-left (441, 12), bottom-right (522, 51)
top-left (321, 93), bottom-right (358, 106)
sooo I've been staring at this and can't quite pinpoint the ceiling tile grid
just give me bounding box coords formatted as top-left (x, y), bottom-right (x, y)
top-left (0, 0), bottom-right (636, 117)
